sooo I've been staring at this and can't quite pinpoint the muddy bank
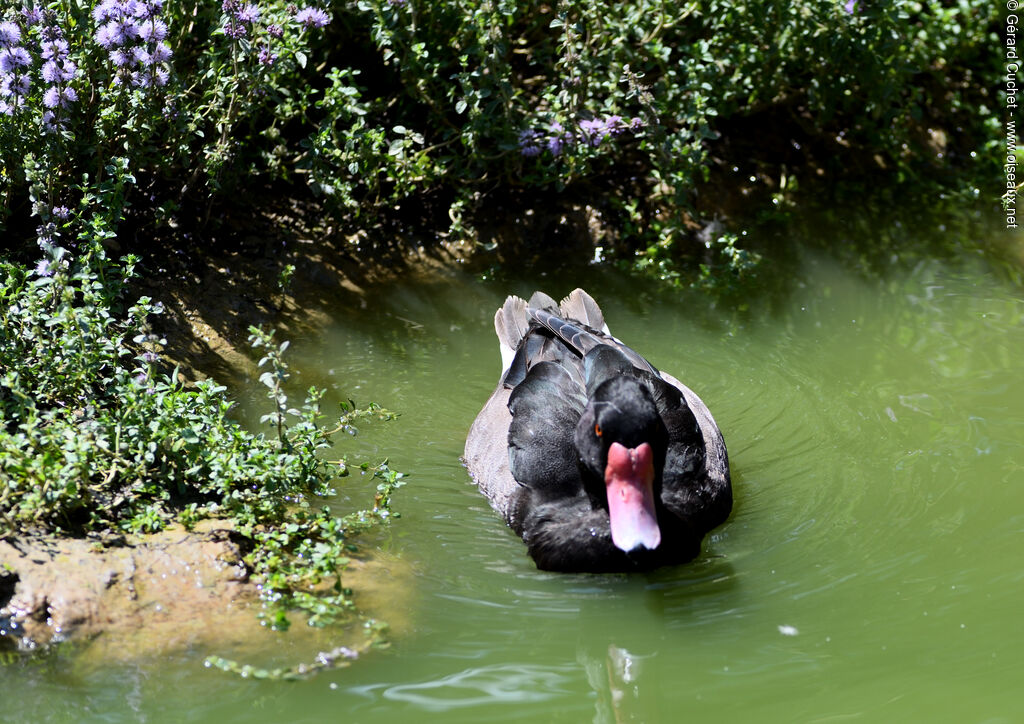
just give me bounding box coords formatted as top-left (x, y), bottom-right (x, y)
top-left (0, 522), bottom-right (251, 654)
top-left (0, 520), bottom-right (412, 661)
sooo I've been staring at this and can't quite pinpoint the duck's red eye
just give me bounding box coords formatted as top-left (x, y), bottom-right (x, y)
top-left (594, 423), bottom-right (602, 438)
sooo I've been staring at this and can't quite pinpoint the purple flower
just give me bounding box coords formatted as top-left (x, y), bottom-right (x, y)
top-left (578, 118), bottom-right (608, 146)
top-left (150, 42), bottom-right (172, 63)
top-left (60, 60), bottom-right (78, 81)
top-left (0, 72), bottom-right (30, 97)
top-left (41, 110), bottom-right (67, 131)
top-left (518, 129), bottom-right (543, 157)
top-left (844, 0), bottom-right (859, 12)
top-left (43, 86), bottom-right (60, 107)
top-left (258, 45), bottom-right (277, 66)
top-left (42, 86), bottom-right (77, 108)
top-left (237, 4), bottom-right (261, 23)
top-left (133, 0), bottom-right (163, 19)
top-left (35, 224), bottom-right (55, 248)
top-left (575, 116), bottom-right (634, 146)
top-left (42, 60), bottom-right (61, 83)
top-left (40, 38), bottom-right (69, 59)
top-left (130, 69), bottom-right (152, 87)
top-left (138, 18), bottom-right (167, 41)
top-left (95, 0), bottom-right (173, 85)
top-left (0, 96), bottom-right (24, 114)
top-left (545, 122), bottom-right (571, 156)
top-left (21, 8), bottom-right (42, 26)
top-left (110, 48), bottom-right (130, 66)
top-left (34, 259), bottom-right (54, 277)
top-left (93, 0), bottom-right (120, 23)
top-left (95, 24), bottom-right (116, 48)
top-left (53, 206), bottom-right (71, 219)
top-left (267, 23), bottom-right (283, 38)
top-left (0, 46), bottom-right (31, 73)
top-left (294, 7), bottom-right (330, 28)
top-left (515, 112), bottom-right (642, 163)
top-left (114, 19), bottom-right (141, 44)
top-left (224, 20), bottom-right (247, 38)
top-left (0, 21), bottom-right (21, 47)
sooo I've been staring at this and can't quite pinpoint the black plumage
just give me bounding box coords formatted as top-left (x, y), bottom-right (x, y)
top-left (464, 289), bottom-right (731, 572)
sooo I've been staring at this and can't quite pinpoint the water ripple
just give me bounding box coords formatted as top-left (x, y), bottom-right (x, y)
top-left (352, 663), bottom-right (577, 712)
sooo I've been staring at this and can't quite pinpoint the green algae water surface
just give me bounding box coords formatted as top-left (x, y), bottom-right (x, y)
top-left (4, 249), bottom-right (1023, 723)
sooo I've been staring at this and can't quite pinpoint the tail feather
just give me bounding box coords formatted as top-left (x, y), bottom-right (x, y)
top-left (559, 288), bottom-right (610, 334)
top-left (494, 295), bottom-right (529, 373)
top-left (527, 290), bottom-right (559, 314)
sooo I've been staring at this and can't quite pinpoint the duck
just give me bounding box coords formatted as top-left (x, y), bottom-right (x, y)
top-left (464, 289), bottom-right (732, 572)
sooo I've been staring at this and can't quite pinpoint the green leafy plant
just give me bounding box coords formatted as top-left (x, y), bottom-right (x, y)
top-left (0, 216), bottom-right (404, 630)
top-left (2, 0), bottom-right (998, 290)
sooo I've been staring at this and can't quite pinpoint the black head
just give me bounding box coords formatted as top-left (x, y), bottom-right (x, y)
top-left (574, 376), bottom-right (668, 484)
top-left (572, 375), bottom-right (670, 553)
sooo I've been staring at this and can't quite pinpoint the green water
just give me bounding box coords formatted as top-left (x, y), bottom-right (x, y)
top-left (6, 251), bottom-right (1024, 723)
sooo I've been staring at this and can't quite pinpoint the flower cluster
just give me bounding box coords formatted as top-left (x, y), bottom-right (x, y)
top-left (519, 115), bottom-right (643, 157)
top-left (39, 21), bottom-right (79, 132)
top-left (293, 6), bottom-right (331, 29)
top-left (222, 0), bottom-right (262, 40)
top-left (0, 19), bottom-right (31, 116)
top-left (218, 3), bottom-right (331, 68)
top-left (93, 0), bottom-right (172, 88)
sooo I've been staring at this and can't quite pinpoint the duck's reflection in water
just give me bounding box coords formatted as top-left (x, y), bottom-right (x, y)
top-left (580, 644), bottom-right (657, 724)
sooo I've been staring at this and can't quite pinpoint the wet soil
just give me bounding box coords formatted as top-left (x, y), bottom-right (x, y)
top-left (0, 522), bottom-right (252, 653)
top-left (0, 519), bottom-right (413, 660)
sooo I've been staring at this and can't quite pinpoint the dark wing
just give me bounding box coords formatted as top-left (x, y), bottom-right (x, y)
top-left (507, 361), bottom-right (587, 501)
top-left (638, 370), bottom-right (732, 532)
top-left (503, 328), bottom-right (553, 388)
top-left (528, 303), bottom-right (658, 376)
top-left (581, 344), bottom-right (635, 397)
